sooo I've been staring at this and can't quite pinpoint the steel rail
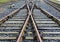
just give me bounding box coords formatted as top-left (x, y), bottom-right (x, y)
top-left (0, 4), bottom-right (26, 25)
top-left (31, 15), bottom-right (43, 42)
top-left (16, 14), bottom-right (43, 42)
top-left (16, 15), bottom-right (30, 42)
top-left (0, 8), bottom-right (20, 25)
top-left (27, 1), bottom-right (43, 41)
top-left (26, 0), bottom-right (35, 15)
top-left (26, 0), bottom-right (43, 42)
top-left (36, 5), bottom-right (60, 25)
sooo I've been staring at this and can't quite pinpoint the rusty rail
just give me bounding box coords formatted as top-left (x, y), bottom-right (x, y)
top-left (16, 15), bottom-right (30, 42)
top-left (0, 4), bottom-right (26, 25)
top-left (31, 15), bottom-right (43, 42)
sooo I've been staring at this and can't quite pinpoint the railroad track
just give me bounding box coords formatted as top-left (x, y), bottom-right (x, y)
top-left (44, 0), bottom-right (60, 11)
top-left (0, 0), bottom-right (60, 42)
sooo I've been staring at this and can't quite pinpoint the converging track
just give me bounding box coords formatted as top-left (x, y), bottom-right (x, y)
top-left (0, 0), bottom-right (60, 42)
